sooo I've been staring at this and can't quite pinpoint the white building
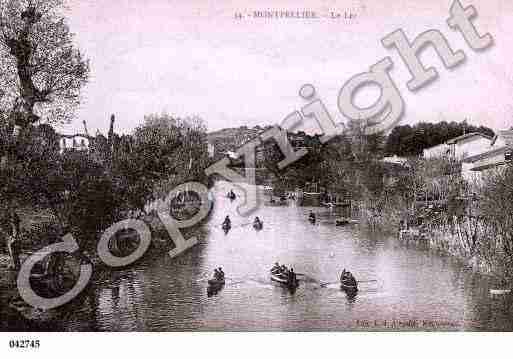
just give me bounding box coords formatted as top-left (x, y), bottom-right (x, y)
top-left (382, 155), bottom-right (409, 166)
top-left (59, 135), bottom-right (90, 153)
top-left (423, 132), bottom-right (493, 161)
top-left (464, 129), bottom-right (513, 182)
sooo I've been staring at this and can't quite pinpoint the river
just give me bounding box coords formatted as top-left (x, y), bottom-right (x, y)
top-left (3, 181), bottom-right (513, 331)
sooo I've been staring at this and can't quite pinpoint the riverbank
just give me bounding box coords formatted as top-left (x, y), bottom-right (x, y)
top-left (357, 202), bottom-right (512, 289)
top-left (0, 203), bottom-right (211, 327)
top-left (419, 216), bottom-right (512, 286)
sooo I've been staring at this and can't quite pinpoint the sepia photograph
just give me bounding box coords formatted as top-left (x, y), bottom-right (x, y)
top-left (0, 0), bottom-right (513, 356)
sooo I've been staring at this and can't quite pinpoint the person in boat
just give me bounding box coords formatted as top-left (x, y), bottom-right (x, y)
top-left (214, 268), bottom-right (221, 280)
top-left (228, 189), bottom-right (236, 199)
top-left (254, 216), bottom-right (262, 226)
top-left (218, 267), bottom-right (225, 280)
top-left (308, 211), bottom-right (316, 222)
top-left (222, 216), bottom-right (231, 228)
top-left (280, 265), bottom-right (288, 276)
top-left (341, 269), bottom-right (353, 282)
top-left (341, 269), bottom-right (356, 286)
top-left (271, 262), bottom-right (281, 274)
top-left (340, 268), bottom-right (347, 281)
top-left (288, 268), bottom-right (297, 286)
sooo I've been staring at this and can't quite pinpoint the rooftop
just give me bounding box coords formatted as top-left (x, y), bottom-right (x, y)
top-left (445, 132), bottom-right (493, 145)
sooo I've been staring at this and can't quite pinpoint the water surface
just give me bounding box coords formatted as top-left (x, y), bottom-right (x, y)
top-left (3, 182), bottom-right (512, 331)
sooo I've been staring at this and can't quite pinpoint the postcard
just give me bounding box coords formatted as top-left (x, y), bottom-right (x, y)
top-left (1, 0), bottom-right (512, 356)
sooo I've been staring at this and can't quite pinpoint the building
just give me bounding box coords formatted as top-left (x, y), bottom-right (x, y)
top-left (423, 132), bottom-right (493, 161)
top-left (59, 134), bottom-right (91, 153)
top-left (381, 155), bottom-right (409, 186)
top-left (464, 129), bottom-right (513, 182)
top-left (423, 132), bottom-right (494, 182)
top-left (382, 155), bottom-right (409, 166)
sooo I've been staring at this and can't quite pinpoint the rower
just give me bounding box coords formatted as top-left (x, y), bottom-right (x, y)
top-left (348, 272), bottom-right (356, 285)
top-left (218, 267), bottom-right (225, 280)
top-left (340, 269), bottom-right (348, 281)
top-left (254, 216), bottom-right (262, 225)
top-left (271, 262), bottom-right (281, 273)
top-left (288, 268), bottom-right (297, 285)
top-left (309, 211), bottom-right (316, 222)
top-left (223, 216), bottom-right (231, 227)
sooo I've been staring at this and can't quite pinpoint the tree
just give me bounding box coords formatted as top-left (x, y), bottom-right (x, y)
top-left (478, 166), bottom-right (513, 269)
top-left (0, 0), bottom-right (89, 267)
top-left (0, 0), bottom-right (89, 127)
top-left (115, 113), bottom-right (209, 214)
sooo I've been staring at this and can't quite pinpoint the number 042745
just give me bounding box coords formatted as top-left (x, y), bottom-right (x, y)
top-left (9, 339), bottom-right (40, 349)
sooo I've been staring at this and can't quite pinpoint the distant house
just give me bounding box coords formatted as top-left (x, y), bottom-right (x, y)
top-left (381, 155), bottom-right (409, 186)
top-left (382, 155), bottom-right (409, 166)
top-left (59, 134), bottom-right (90, 153)
top-left (423, 132), bottom-right (493, 160)
top-left (422, 132), bottom-right (494, 181)
top-left (464, 129), bottom-right (513, 182)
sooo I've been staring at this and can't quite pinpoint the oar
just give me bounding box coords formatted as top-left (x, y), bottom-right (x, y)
top-left (212, 276), bottom-right (245, 287)
top-left (319, 281), bottom-right (338, 287)
top-left (319, 279), bottom-right (377, 287)
top-left (218, 221), bottom-right (251, 230)
top-left (295, 273), bottom-right (323, 284)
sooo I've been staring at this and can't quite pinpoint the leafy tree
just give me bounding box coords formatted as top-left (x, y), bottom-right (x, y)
top-left (478, 166), bottom-right (513, 269)
top-left (0, 0), bottom-right (89, 128)
top-left (0, 1), bottom-right (89, 266)
top-left (114, 113), bottom-right (209, 214)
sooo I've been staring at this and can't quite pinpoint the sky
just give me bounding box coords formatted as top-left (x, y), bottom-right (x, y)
top-left (60, 0), bottom-right (513, 136)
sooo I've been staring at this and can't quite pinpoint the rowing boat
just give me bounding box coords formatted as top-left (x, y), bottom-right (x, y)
top-left (253, 221), bottom-right (263, 230)
top-left (270, 271), bottom-right (299, 289)
top-left (336, 218), bottom-right (350, 226)
top-left (340, 278), bottom-right (358, 293)
top-left (208, 278), bottom-right (225, 288)
top-left (207, 277), bottom-right (225, 297)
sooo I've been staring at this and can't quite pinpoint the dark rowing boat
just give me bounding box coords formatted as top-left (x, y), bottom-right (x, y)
top-left (336, 218), bottom-right (350, 226)
top-left (253, 221), bottom-right (263, 230)
top-left (207, 277), bottom-right (225, 297)
top-left (222, 222), bottom-right (231, 233)
top-left (340, 275), bottom-right (358, 294)
top-left (208, 278), bottom-right (225, 288)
